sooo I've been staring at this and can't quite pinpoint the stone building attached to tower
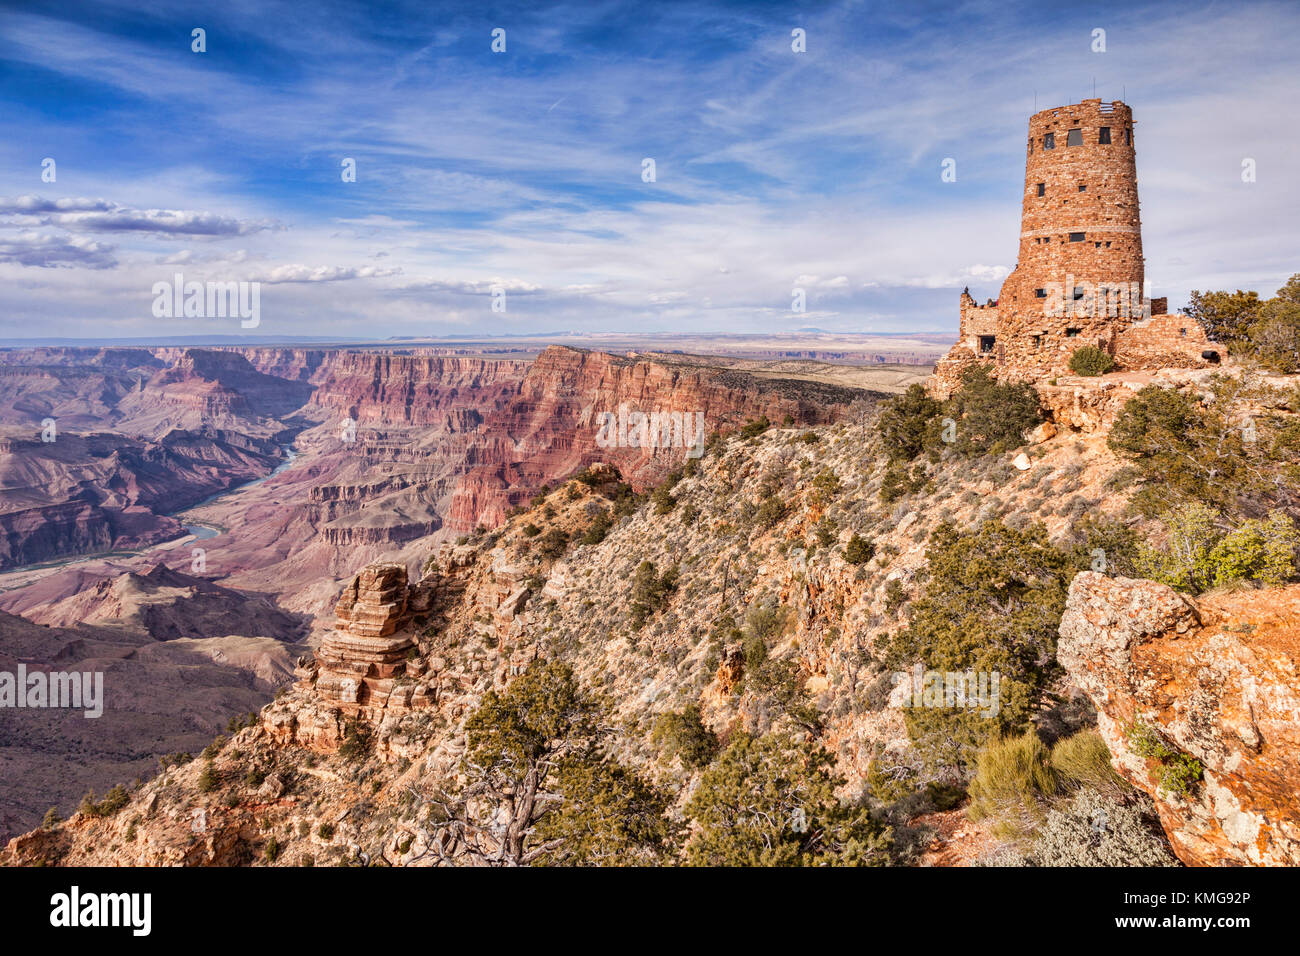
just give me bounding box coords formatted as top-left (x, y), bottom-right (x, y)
top-left (932, 99), bottom-right (1209, 395)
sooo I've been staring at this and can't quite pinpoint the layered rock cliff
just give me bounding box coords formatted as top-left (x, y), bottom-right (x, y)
top-left (445, 346), bottom-right (877, 529)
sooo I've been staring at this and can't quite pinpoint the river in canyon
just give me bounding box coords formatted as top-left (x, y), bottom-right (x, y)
top-left (179, 444), bottom-right (299, 539)
top-left (0, 445), bottom-right (300, 582)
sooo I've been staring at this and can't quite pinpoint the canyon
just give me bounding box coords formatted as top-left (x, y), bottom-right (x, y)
top-left (2, 339), bottom-right (1296, 867)
top-left (0, 341), bottom-right (883, 836)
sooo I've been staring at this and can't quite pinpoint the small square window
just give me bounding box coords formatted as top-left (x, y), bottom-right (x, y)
top-left (1066, 328), bottom-right (1082, 337)
top-left (1032, 335), bottom-right (1043, 347)
top-left (1043, 132), bottom-right (1055, 150)
top-left (1078, 184), bottom-right (1086, 192)
top-left (1035, 288), bottom-right (1047, 298)
top-left (1069, 232), bottom-right (1085, 242)
top-left (1037, 183), bottom-right (1045, 196)
top-left (1180, 328), bottom-right (1187, 337)
top-left (978, 335), bottom-right (996, 354)
top-left (1094, 242), bottom-right (1101, 248)
top-left (1067, 128), bottom-right (1083, 146)
top-left (1099, 126), bottom-right (1111, 144)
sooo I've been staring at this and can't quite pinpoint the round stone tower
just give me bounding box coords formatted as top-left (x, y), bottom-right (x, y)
top-left (995, 98), bottom-right (1144, 378)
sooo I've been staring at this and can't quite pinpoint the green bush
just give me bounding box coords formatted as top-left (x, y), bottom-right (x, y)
top-left (197, 761), bottom-right (219, 794)
top-left (575, 465), bottom-right (620, 486)
top-left (753, 494), bottom-right (786, 529)
top-left (811, 468), bottom-right (840, 504)
top-left (1184, 287), bottom-right (1262, 343)
top-left (536, 526), bottom-right (570, 558)
top-left (1109, 377), bottom-right (1300, 520)
top-left (1050, 729), bottom-right (1125, 798)
top-left (684, 733), bottom-right (893, 866)
top-left (942, 365), bottom-right (1043, 457)
top-left (1187, 274), bottom-right (1300, 368)
top-left (1244, 299), bottom-right (1300, 373)
top-left (739, 416), bottom-right (771, 439)
top-left (885, 521), bottom-right (1074, 771)
top-left (876, 384), bottom-right (943, 463)
top-left (1128, 723), bottom-right (1203, 799)
top-left (843, 533), bottom-right (874, 565)
top-left (1070, 514), bottom-right (1140, 578)
top-left (879, 460), bottom-right (929, 503)
top-left (1068, 345), bottom-right (1115, 376)
top-left (580, 508), bottom-right (612, 545)
top-left (651, 705), bottom-right (719, 769)
top-left (338, 719), bottom-right (373, 761)
top-left (970, 729), bottom-right (1148, 852)
top-left (629, 561), bottom-right (678, 628)
top-left (1206, 512), bottom-right (1299, 588)
top-left (1137, 504), bottom-right (1299, 594)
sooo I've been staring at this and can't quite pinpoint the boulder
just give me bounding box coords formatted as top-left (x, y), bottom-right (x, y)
top-left (1059, 572), bottom-right (1300, 866)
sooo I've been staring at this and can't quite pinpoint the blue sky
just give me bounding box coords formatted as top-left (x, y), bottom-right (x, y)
top-left (1, 0), bottom-right (1297, 340)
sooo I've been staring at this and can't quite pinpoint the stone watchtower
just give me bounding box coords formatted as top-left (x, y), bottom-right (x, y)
top-left (933, 99), bottom-right (1205, 394)
top-left (999, 99), bottom-right (1143, 374)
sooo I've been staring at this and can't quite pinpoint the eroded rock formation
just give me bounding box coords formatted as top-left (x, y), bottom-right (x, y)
top-left (266, 562), bottom-right (436, 753)
top-left (1059, 571), bottom-right (1300, 866)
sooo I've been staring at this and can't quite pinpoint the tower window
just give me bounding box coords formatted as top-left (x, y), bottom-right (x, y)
top-left (1067, 128), bottom-right (1083, 146)
top-left (1037, 182), bottom-right (1045, 196)
top-left (1032, 335), bottom-right (1043, 347)
top-left (1035, 288), bottom-right (1047, 298)
top-left (1078, 184), bottom-right (1086, 192)
top-left (1124, 127), bottom-right (1131, 145)
top-left (1066, 328), bottom-right (1082, 337)
top-left (978, 335), bottom-right (996, 354)
top-left (1099, 126), bottom-right (1111, 144)
top-left (1069, 232), bottom-right (1085, 242)
top-left (1043, 132), bottom-right (1055, 150)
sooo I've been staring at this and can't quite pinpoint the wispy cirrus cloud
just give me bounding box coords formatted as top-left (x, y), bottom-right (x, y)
top-left (0, 0), bottom-right (1297, 339)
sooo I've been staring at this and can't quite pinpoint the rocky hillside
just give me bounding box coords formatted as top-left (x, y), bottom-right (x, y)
top-left (4, 357), bottom-right (1297, 866)
top-left (0, 562), bottom-right (308, 844)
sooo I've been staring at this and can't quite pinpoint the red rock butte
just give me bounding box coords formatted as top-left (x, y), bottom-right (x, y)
top-left (933, 99), bottom-right (1209, 395)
